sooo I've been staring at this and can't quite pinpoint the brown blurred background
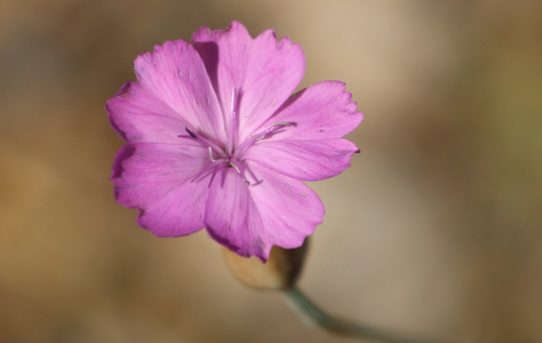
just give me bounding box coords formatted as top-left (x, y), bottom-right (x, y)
top-left (1, 1), bottom-right (541, 342)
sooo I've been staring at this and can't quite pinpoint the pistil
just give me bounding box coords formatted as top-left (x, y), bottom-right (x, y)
top-left (181, 120), bottom-right (296, 188)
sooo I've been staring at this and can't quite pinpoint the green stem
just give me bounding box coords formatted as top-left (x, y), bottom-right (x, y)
top-left (282, 286), bottom-right (435, 343)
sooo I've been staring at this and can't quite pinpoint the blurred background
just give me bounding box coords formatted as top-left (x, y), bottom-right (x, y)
top-left (1, 0), bottom-right (541, 342)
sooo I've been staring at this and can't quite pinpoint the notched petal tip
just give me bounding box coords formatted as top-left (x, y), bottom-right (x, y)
top-left (228, 20), bottom-right (250, 34)
top-left (328, 80), bottom-right (365, 131)
top-left (192, 20), bottom-right (252, 42)
top-left (256, 26), bottom-right (298, 48)
top-left (255, 28), bottom-right (305, 65)
top-left (133, 39), bottom-right (193, 77)
top-left (338, 85), bottom-right (364, 126)
top-left (258, 28), bottom-right (278, 41)
top-left (223, 20), bottom-right (253, 40)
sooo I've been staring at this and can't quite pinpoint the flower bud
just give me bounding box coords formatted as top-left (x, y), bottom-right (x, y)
top-left (223, 241), bottom-right (309, 290)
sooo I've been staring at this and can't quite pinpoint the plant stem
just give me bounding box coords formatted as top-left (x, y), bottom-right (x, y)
top-left (282, 286), bottom-right (434, 343)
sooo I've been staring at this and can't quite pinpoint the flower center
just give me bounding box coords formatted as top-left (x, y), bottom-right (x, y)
top-left (177, 89), bottom-right (296, 187)
top-left (178, 121), bottom-right (296, 187)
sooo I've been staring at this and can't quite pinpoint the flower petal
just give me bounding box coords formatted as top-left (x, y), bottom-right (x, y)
top-left (106, 82), bottom-right (187, 144)
top-left (245, 138), bottom-right (359, 181)
top-left (244, 81), bottom-right (363, 181)
top-left (204, 165), bottom-right (323, 261)
top-left (192, 21), bottom-right (305, 141)
top-left (264, 80), bottom-right (363, 140)
top-left (134, 40), bottom-right (226, 142)
top-left (112, 142), bottom-right (209, 237)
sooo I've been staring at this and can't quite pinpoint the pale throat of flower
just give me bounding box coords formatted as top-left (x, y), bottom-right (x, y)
top-left (176, 89), bottom-right (298, 187)
top-left (178, 109), bottom-right (296, 188)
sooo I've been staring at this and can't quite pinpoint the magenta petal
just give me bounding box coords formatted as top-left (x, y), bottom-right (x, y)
top-left (108, 22), bottom-right (363, 259)
top-left (245, 138), bottom-right (359, 181)
top-left (243, 81), bottom-right (363, 181)
top-left (203, 169), bottom-right (260, 257)
top-left (239, 30), bottom-right (305, 139)
top-left (192, 21), bottom-right (251, 107)
top-left (192, 21), bottom-right (305, 141)
top-left (266, 81), bottom-right (363, 140)
top-left (106, 82), bottom-right (187, 144)
top-left (113, 142), bottom-right (209, 236)
top-left (134, 40), bottom-right (226, 142)
top-left (204, 165), bottom-right (324, 261)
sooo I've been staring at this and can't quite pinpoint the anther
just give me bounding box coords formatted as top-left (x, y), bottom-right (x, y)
top-left (208, 147), bottom-right (218, 162)
top-left (234, 121), bottom-right (298, 158)
top-left (275, 121), bottom-right (298, 128)
top-left (254, 121), bottom-right (297, 140)
top-left (185, 127), bottom-right (197, 139)
top-left (229, 161), bottom-right (251, 185)
top-left (245, 164), bottom-right (263, 186)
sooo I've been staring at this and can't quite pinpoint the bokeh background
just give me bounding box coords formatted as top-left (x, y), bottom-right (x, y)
top-left (1, 1), bottom-right (541, 342)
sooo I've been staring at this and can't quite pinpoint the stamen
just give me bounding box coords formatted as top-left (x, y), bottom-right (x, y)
top-left (235, 121), bottom-right (297, 158)
top-left (252, 121), bottom-right (297, 141)
top-left (180, 115), bottom-right (278, 188)
top-left (185, 127), bottom-right (197, 139)
top-left (179, 126), bottom-right (227, 160)
top-left (229, 161), bottom-right (250, 185)
top-left (208, 147), bottom-right (218, 162)
top-left (244, 164), bottom-right (263, 186)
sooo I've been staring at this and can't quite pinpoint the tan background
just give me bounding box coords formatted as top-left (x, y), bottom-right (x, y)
top-left (1, 1), bottom-right (541, 342)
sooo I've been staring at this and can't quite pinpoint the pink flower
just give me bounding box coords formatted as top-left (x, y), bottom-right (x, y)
top-left (106, 21), bottom-right (363, 261)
